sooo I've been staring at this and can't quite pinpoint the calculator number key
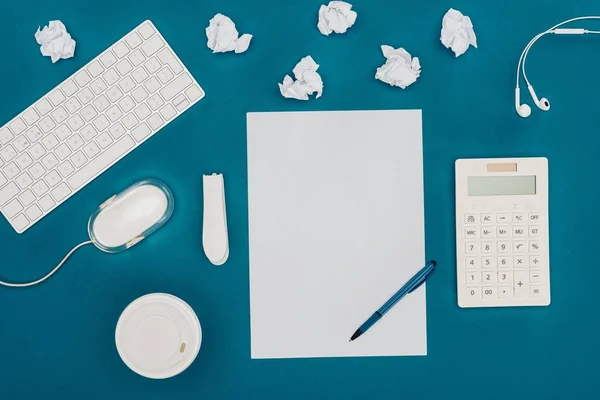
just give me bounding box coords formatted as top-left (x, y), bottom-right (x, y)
top-left (497, 241), bottom-right (510, 253)
top-left (466, 272), bottom-right (480, 284)
top-left (481, 257), bottom-right (496, 268)
top-left (465, 257), bottom-right (479, 270)
top-left (481, 242), bottom-right (494, 253)
top-left (497, 256), bottom-right (512, 269)
top-left (498, 271), bottom-right (512, 283)
top-left (466, 287), bottom-right (480, 299)
top-left (482, 272), bottom-right (496, 284)
top-left (465, 242), bottom-right (479, 254)
top-left (482, 287), bottom-right (496, 299)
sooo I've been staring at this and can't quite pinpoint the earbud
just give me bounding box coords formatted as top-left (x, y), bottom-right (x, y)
top-left (528, 85), bottom-right (550, 111)
top-left (515, 88), bottom-right (532, 118)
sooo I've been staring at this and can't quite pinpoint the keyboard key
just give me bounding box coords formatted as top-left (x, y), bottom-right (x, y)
top-left (465, 257), bottom-right (479, 269)
top-left (496, 226), bottom-right (510, 237)
top-left (118, 76), bottom-right (136, 93)
top-left (81, 105), bottom-right (98, 122)
top-left (42, 133), bottom-right (59, 150)
top-left (65, 97), bottom-right (83, 114)
top-left (482, 287), bottom-right (496, 299)
top-left (15, 172), bottom-right (33, 189)
top-left (498, 286), bottom-right (511, 298)
top-left (70, 151), bottom-right (88, 168)
top-left (134, 104), bottom-right (151, 120)
top-left (144, 57), bottom-right (161, 74)
top-left (132, 87), bottom-right (149, 103)
top-left (128, 49), bottom-right (145, 66)
top-left (28, 143), bottom-right (46, 160)
top-left (39, 116), bottom-right (56, 133)
top-left (157, 48), bottom-right (183, 74)
top-left (93, 95), bottom-right (110, 112)
top-left (144, 77), bottom-right (161, 94)
top-left (497, 241), bottom-right (510, 253)
top-left (109, 122), bottom-right (126, 139)
top-left (0, 128), bottom-right (14, 144)
top-left (90, 78), bottom-right (108, 95)
top-left (25, 204), bottom-right (42, 221)
top-left (481, 227), bottom-right (494, 238)
top-left (513, 241), bottom-right (526, 253)
top-left (141, 34), bottom-right (164, 56)
top-left (106, 105), bottom-right (124, 122)
top-left (58, 161), bottom-right (75, 177)
top-left (45, 170), bottom-right (61, 187)
top-left (514, 275), bottom-right (528, 298)
top-left (100, 50), bottom-right (117, 68)
top-left (529, 256), bottom-right (541, 267)
top-left (481, 242), bottom-right (493, 253)
top-left (131, 123), bottom-right (151, 141)
top-left (513, 212), bottom-right (525, 223)
top-left (530, 270), bottom-right (542, 283)
top-left (118, 95), bottom-right (136, 113)
top-left (498, 271), bottom-right (511, 283)
top-left (55, 143), bottom-right (72, 160)
top-left (51, 107), bottom-right (69, 124)
top-left (83, 142), bottom-right (101, 159)
top-left (465, 242), bottom-right (479, 254)
top-left (32, 180), bottom-right (49, 196)
top-left (122, 113), bottom-right (139, 130)
top-left (514, 256), bottom-right (528, 268)
top-left (482, 271), bottom-right (496, 284)
top-left (173, 94), bottom-right (190, 111)
top-left (13, 136), bottom-right (30, 152)
top-left (480, 213), bottom-right (493, 224)
top-left (0, 172), bottom-right (6, 187)
top-left (77, 87), bottom-right (95, 104)
top-left (22, 109), bottom-right (40, 125)
top-left (87, 60), bottom-right (105, 77)
top-left (75, 70), bottom-right (92, 87)
top-left (116, 59), bottom-right (133, 75)
top-left (61, 79), bottom-right (79, 96)
top-left (96, 132), bottom-right (113, 148)
top-left (126, 32), bottom-right (143, 49)
top-left (48, 89), bottom-right (66, 106)
top-left (18, 189), bottom-right (35, 207)
top-left (147, 114), bottom-right (164, 130)
top-left (513, 226), bottom-right (525, 237)
top-left (93, 115), bottom-right (110, 131)
top-left (481, 256), bottom-right (495, 268)
top-left (131, 67), bottom-right (149, 84)
top-left (35, 98), bottom-right (53, 116)
top-left (466, 272), bottom-right (479, 284)
top-left (161, 74), bottom-right (193, 102)
top-left (3, 162), bottom-right (20, 179)
top-left (466, 287), bottom-right (480, 299)
top-left (16, 153), bottom-right (33, 169)
top-left (529, 241), bottom-right (540, 253)
top-left (157, 67), bottom-right (174, 84)
top-left (29, 163), bottom-right (46, 179)
top-left (529, 213), bottom-right (541, 222)
top-left (159, 104), bottom-right (176, 120)
top-left (68, 136), bottom-right (135, 189)
top-left (3, 199), bottom-right (23, 218)
top-left (0, 182), bottom-right (19, 206)
top-left (67, 134), bottom-right (84, 151)
top-left (25, 126), bottom-right (43, 143)
top-left (464, 227), bottom-right (477, 239)
top-left (113, 41), bottom-right (130, 58)
top-left (1, 146), bottom-right (17, 162)
top-left (11, 214), bottom-right (29, 231)
top-left (529, 225), bottom-right (541, 237)
top-left (103, 69), bottom-right (121, 86)
top-left (67, 114), bottom-right (85, 131)
top-left (106, 86), bottom-right (124, 102)
top-left (7, 117), bottom-right (25, 135)
top-left (80, 125), bottom-right (98, 141)
top-left (185, 85), bottom-right (204, 102)
top-left (39, 194), bottom-right (55, 211)
top-left (138, 21), bottom-right (156, 39)
top-left (497, 256), bottom-right (512, 269)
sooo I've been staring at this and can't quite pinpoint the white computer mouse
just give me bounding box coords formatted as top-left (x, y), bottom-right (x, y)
top-left (88, 179), bottom-right (174, 253)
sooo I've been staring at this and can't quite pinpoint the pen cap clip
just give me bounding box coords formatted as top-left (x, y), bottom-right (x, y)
top-left (408, 261), bottom-right (436, 293)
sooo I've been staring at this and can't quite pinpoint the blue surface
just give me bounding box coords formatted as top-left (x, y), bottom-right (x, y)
top-left (0, 0), bottom-right (599, 398)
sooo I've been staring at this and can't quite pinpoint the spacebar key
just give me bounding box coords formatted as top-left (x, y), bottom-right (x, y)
top-left (67, 136), bottom-right (135, 189)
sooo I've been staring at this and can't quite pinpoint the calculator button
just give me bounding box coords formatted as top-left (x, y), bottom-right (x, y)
top-left (482, 272), bottom-right (496, 284)
top-left (529, 256), bottom-right (541, 267)
top-left (464, 213), bottom-right (478, 224)
top-left (498, 271), bottom-right (511, 283)
top-left (464, 227), bottom-right (478, 239)
top-left (497, 256), bottom-right (512, 269)
top-left (529, 241), bottom-right (540, 253)
top-left (514, 271), bottom-right (528, 298)
top-left (466, 272), bottom-right (480, 284)
top-left (481, 214), bottom-right (493, 224)
top-left (465, 257), bottom-right (479, 269)
top-left (529, 213), bottom-right (541, 222)
top-left (496, 213), bottom-right (510, 223)
top-left (513, 241), bottom-right (526, 253)
top-left (497, 241), bottom-right (510, 253)
top-left (466, 287), bottom-right (480, 299)
top-left (514, 256), bottom-right (528, 267)
top-left (482, 287), bottom-right (496, 298)
top-left (496, 226), bottom-right (510, 238)
top-left (513, 226), bottom-right (525, 237)
top-left (481, 256), bottom-right (495, 268)
top-left (481, 227), bottom-right (494, 238)
top-left (529, 226), bottom-right (541, 237)
top-left (465, 242), bottom-right (479, 254)
top-left (481, 242), bottom-right (494, 253)
top-left (513, 212), bottom-right (525, 222)
top-left (530, 270), bottom-right (542, 283)
top-left (498, 286), bottom-right (511, 298)
top-left (530, 286), bottom-right (543, 297)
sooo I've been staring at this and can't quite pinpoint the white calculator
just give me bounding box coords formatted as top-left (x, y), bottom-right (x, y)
top-left (455, 158), bottom-right (550, 308)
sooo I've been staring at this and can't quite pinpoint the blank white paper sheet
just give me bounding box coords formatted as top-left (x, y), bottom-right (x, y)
top-left (247, 110), bottom-right (426, 359)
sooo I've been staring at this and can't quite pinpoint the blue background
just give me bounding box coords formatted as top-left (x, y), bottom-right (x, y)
top-left (0, 0), bottom-right (598, 398)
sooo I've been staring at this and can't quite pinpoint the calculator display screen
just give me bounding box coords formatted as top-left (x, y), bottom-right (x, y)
top-left (468, 176), bottom-right (536, 196)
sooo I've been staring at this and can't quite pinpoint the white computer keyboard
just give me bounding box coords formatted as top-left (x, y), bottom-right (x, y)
top-left (0, 20), bottom-right (204, 233)
top-left (455, 158), bottom-right (550, 308)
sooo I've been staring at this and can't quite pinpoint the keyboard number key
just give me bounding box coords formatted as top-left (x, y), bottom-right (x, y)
top-left (22, 109), bottom-right (40, 125)
top-left (61, 79), bottom-right (79, 96)
top-left (103, 69), bottom-right (120, 86)
top-left (42, 133), bottom-right (59, 150)
top-left (481, 256), bottom-right (495, 268)
top-left (35, 99), bottom-right (53, 116)
top-left (465, 242), bottom-right (479, 254)
top-left (128, 49), bottom-right (145, 66)
top-left (74, 70), bottom-right (92, 87)
top-left (113, 41), bottom-right (130, 58)
top-left (465, 257), bottom-right (479, 269)
top-left (48, 89), bottom-right (66, 106)
top-left (126, 32), bottom-right (143, 49)
top-left (87, 60), bottom-right (105, 78)
top-left (0, 128), bottom-right (14, 145)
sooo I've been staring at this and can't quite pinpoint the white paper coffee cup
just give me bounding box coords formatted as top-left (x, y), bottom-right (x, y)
top-left (115, 293), bottom-right (202, 379)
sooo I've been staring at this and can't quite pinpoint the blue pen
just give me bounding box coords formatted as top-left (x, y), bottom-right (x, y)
top-left (349, 260), bottom-right (437, 342)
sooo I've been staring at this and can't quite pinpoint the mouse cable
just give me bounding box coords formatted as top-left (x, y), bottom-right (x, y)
top-left (0, 241), bottom-right (93, 288)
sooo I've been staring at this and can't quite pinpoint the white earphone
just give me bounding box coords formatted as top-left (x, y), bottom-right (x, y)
top-left (515, 17), bottom-right (600, 117)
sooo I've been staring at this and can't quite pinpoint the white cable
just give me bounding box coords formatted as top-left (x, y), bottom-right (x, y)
top-left (0, 241), bottom-right (93, 288)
